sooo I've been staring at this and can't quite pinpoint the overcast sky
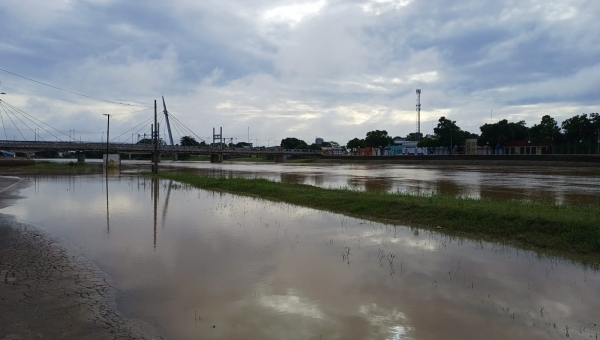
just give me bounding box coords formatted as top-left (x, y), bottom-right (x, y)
top-left (1, 0), bottom-right (598, 145)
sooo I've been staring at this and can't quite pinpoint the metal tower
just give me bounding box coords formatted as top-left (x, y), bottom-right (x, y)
top-left (162, 96), bottom-right (174, 146)
top-left (416, 89), bottom-right (421, 141)
top-left (213, 127), bottom-right (223, 149)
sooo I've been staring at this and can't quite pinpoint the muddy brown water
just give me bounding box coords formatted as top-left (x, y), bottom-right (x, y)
top-left (153, 161), bottom-right (600, 207)
top-left (2, 174), bottom-right (599, 340)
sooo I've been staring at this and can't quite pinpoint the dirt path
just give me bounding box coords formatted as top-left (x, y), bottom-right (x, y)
top-left (0, 178), bottom-right (165, 340)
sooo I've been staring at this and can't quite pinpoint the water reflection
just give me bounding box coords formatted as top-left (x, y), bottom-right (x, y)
top-left (280, 173), bottom-right (306, 184)
top-left (106, 175), bottom-right (110, 234)
top-left (3, 175), bottom-right (599, 340)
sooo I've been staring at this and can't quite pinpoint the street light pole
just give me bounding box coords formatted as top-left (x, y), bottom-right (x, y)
top-left (103, 114), bottom-right (110, 172)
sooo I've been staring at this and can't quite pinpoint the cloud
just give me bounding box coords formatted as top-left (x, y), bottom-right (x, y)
top-left (0, 0), bottom-right (598, 145)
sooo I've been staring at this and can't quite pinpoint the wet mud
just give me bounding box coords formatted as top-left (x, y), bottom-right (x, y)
top-left (0, 179), bottom-right (164, 340)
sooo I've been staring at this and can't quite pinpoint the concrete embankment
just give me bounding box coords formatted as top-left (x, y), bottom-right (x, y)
top-left (0, 177), bottom-right (164, 340)
top-left (319, 154), bottom-right (600, 167)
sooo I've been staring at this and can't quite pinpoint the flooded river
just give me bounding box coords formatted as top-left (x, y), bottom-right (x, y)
top-left (3, 173), bottom-right (599, 339)
top-left (154, 161), bottom-right (600, 207)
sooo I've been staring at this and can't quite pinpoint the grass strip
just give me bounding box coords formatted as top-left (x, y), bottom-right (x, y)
top-left (149, 172), bottom-right (600, 259)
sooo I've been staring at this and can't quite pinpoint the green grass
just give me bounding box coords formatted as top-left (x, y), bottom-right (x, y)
top-left (148, 172), bottom-right (600, 261)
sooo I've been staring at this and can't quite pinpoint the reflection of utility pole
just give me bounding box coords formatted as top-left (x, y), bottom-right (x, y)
top-left (153, 177), bottom-right (159, 249)
top-left (105, 175), bottom-right (110, 234)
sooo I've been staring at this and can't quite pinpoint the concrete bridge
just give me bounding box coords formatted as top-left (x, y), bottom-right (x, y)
top-left (0, 140), bottom-right (322, 163)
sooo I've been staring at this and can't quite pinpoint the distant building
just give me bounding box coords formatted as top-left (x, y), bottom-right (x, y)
top-left (504, 140), bottom-right (551, 155)
top-left (316, 137), bottom-right (324, 145)
top-left (465, 139), bottom-right (477, 155)
top-left (384, 145), bottom-right (403, 155)
top-left (357, 147), bottom-right (378, 156)
top-left (393, 137), bottom-right (405, 145)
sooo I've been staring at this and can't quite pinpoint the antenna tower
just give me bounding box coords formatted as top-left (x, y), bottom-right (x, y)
top-left (416, 89), bottom-right (421, 141)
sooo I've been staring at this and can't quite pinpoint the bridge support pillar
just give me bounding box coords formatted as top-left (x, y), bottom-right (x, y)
top-left (274, 155), bottom-right (286, 163)
top-left (77, 151), bottom-right (85, 164)
top-left (173, 153), bottom-right (178, 161)
top-left (210, 154), bottom-right (223, 163)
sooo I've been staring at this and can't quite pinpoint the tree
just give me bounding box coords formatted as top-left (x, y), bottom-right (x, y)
top-left (528, 115), bottom-right (561, 143)
top-left (346, 138), bottom-right (364, 149)
top-left (281, 137), bottom-right (308, 149)
top-left (434, 117), bottom-right (465, 149)
top-left (561, 113), bottom-right (596, 143)
top-left (307, 143), bottom-right (322, 150)
top-left (405, 132), bottom-right (423, 141)
top-left (137, 138), bottom-right (153, 145)
top-left (180, 136), bottom-right (201, 146)
top-left (234, 142), bottom-right (252, 148)
top-left (417, 137), bottom-right (439, 147)
top-left (35, 150), bottom-right (60, 158)
top-left (365, 130), bottom-right (393, 153)
top-left (478, 119), bottom-right (528, 147)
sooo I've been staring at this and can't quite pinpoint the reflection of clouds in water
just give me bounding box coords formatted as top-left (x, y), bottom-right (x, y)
top-left (260, 290), bottom-right (324, 319)
top-left (351, 229), bottom-right (438, 251)
top-left (359, 303), bottom-right (414, 340)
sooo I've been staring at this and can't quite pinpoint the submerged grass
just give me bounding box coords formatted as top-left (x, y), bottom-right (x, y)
top-left (149, 172), bottom-right (600, 259)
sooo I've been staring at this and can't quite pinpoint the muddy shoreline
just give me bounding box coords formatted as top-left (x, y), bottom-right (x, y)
top-left (0, 178), bottom-right (165, 340)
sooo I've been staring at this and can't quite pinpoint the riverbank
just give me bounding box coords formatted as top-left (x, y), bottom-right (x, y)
top-left (150, 172), bottom-right (600, 263)
top-left (0, 178), bottom-right (165, 339)
top-left (318, 154), bottom-right (600, 167)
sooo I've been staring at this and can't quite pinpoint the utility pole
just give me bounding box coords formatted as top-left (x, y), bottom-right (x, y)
top-left (103, 114), bottom-right (110, 172)
top-left (153, 100), bottom-right (158, 173)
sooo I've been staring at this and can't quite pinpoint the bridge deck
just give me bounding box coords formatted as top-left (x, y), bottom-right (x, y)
top-left (0, 141), bottom-right (322, 155)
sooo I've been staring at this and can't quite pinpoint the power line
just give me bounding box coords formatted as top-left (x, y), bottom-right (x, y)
top-left (0, 68), bottom-right (150, 108)
top-left (1, 100), bottom-right (69, 141)
top-left (110, 115), bottom-right (154, 142)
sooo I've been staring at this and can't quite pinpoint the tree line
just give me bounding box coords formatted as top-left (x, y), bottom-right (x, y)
top-left (344, 113), bottom-right (600, 152)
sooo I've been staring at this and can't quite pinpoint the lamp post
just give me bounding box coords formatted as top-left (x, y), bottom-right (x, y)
top-left (103, 114), bottom-right (110, 172)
